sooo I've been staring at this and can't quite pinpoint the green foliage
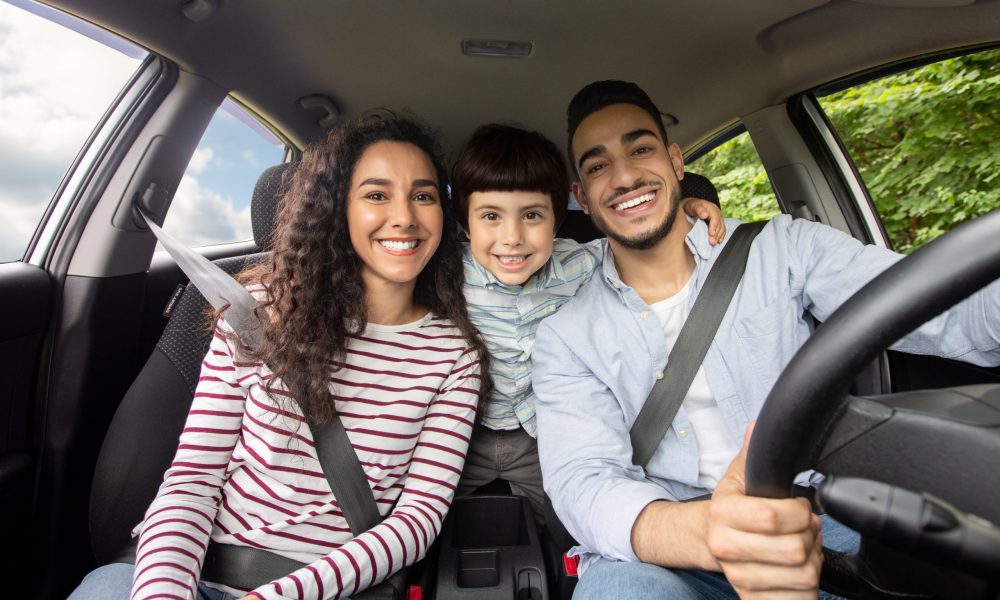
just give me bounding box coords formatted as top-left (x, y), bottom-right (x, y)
top-left (688, 132), bottom-right (781, 223)
top-left (691, 48), bottom-right (1000, 254)
top-left (820, 48), bottom-right (1000, 253)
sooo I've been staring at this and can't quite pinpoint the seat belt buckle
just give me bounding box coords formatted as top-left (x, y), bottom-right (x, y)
top-left (562, 553), bottom-right (580, 578)
top-left (406, 584), bottom-right (423, 600)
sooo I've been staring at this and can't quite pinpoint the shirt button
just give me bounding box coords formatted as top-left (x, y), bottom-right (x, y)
top-left (640, 310), bottom-right (649, 319)
top-left (678, 429), bottom-right (689, 438)
top-left (655, 371), bottom-right (664, 380)
top-left (612, 282), bottom-right (620, 289)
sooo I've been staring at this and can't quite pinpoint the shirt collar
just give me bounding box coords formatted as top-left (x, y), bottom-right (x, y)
top-left (600, 216), bottom-right (712, 299)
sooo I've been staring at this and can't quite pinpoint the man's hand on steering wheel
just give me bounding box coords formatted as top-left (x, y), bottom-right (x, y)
top-left (708, 424), bottom-right (824, 599)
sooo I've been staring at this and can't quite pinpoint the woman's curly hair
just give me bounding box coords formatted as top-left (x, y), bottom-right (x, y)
top-left (230, 115), bottom-right (489, 424)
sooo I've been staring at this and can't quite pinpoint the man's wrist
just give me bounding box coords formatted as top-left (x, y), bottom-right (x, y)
top-left (631, 499), bottom-right (719, 571)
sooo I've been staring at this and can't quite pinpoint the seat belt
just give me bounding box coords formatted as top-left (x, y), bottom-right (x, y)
top-left (629, 221), bottom-right (766, 467)
top-left (136, 208), bottom-right (398, 597)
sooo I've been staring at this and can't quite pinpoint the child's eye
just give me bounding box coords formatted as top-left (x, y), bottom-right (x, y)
top-left (524, 211), bottom-right (543, 221)
top-left (482, 212), bottom-right (500, 221)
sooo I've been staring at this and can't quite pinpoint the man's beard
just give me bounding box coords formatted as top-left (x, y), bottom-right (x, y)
top-left (588, 179), bottom-right (682, 250)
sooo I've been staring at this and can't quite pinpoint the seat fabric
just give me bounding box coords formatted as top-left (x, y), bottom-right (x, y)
top-left (89, 163), bottom-right (293, 563)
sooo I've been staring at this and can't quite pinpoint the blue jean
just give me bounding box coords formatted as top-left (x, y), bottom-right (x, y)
top-left (573, 515), bottom-right (860, 600)
top-left (66, 562), bottom-right (240, 600)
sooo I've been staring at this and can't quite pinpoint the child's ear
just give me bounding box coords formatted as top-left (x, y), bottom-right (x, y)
top-left (572, 182), bottom-right (590, 215)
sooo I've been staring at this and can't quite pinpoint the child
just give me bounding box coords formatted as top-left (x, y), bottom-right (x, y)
top-left (450, 123), bottom-right (724, 524)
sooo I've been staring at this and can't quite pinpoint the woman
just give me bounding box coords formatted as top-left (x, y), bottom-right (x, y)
top-left (70, 116), bottom-right (487, 600)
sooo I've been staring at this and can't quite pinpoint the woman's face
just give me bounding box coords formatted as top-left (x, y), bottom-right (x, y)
top-left (347, 141), bottom-right (444, 293)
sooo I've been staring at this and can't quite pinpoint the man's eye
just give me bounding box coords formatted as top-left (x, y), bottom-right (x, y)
top-left (585, 163), bottom-right (605, 176)
top-left (634, 146), bottom-right (652, 155)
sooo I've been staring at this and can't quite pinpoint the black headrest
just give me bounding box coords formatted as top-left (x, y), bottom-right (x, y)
top-left (250, 162), bottom-right (296, 251)
top-left (680, 171), bottom-right (719, 206)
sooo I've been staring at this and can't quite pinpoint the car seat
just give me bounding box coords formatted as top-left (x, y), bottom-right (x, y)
top-left (88, 162), bottom-right (293, 564)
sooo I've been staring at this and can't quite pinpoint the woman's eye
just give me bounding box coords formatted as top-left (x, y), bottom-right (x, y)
top-left (366, 192), bottom-right (387, 201)
top-left (414, 192), bottom-right (437, 203)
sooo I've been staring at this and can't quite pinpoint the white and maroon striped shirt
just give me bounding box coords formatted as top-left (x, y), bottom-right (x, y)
top-left (130, 313), bottom-right (482, 600)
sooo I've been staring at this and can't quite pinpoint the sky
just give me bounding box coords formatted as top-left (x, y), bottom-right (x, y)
top-left (0, 0), bottom-right (284, 261)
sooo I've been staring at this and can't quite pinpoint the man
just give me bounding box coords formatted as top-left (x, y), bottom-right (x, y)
top-left (531, 80), bottom-right (1000, 599)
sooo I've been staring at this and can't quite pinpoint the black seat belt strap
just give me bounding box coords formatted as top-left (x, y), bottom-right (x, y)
top-left (629, 221), bottom-right (766, 467)
top-left (135, 207), bottom-right (388, 588)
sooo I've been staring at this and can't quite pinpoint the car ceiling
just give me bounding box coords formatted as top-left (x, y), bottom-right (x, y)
top-left (40, 0), bottom-right (1000, 156)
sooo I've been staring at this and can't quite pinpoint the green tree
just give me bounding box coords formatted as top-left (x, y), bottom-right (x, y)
top-left (689, 132), bottom-right (780, 223)
top-left (820, 48), bottom-right (1000, 253)
top-left (690, 48), bottom-right (1000, 253)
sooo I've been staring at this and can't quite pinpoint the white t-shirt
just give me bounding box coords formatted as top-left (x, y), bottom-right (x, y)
top-left (649, 279), bottom-right (738, 489)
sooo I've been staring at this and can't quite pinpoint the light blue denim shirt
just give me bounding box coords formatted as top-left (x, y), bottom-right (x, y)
top-left (463, 239), bottom-right (602, 436)
top-left (532, 215), bottom-right (1000, 572)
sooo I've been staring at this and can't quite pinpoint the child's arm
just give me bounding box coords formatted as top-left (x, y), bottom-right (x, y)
top-left (681, 197), bottom-right (726, 245)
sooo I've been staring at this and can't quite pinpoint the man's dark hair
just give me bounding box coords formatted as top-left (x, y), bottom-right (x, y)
top-left (566, 80), bottom-right (669, 172)
top-left (451, 123), bottom-right (569, 231)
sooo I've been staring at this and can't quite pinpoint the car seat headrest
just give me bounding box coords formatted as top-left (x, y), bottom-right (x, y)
top-left (680, 171), bottom-right (719, 206)
top-left (250, 162), bottom-right (296, 251)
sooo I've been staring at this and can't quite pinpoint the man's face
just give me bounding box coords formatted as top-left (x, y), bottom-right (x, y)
top-left (571, 103), bottom-right (685, 250)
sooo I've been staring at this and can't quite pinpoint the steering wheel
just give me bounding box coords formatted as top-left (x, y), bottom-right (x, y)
top-left (745, 209), bottom-right (1000, 599)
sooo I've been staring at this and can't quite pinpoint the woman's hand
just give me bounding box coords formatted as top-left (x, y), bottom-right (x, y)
top-left (681, 197), bottom-right (726, 245)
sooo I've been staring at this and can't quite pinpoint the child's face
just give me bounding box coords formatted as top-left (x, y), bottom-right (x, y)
top-left (467, 190), bottom-right (556, 286)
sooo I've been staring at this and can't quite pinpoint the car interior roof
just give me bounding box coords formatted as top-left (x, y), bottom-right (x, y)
top-left (41, 0), bottom-right (1000, 153)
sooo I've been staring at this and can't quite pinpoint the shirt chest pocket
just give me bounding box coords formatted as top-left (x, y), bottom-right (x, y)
top-left (733, 296), bottom-right (810, 398)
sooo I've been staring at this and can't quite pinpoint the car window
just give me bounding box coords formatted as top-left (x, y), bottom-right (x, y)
top-left (0, 0), bottom-right (145, 263)
top-left (814, 47), bottom-right (1000, 254)
top-left (160, 98), bottom-right (286, 248)
top-left (687, 130), bottom-right (782, 223)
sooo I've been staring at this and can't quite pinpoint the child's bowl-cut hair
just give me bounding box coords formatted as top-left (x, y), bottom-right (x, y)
top-left (451, 124), bottom-right (569, 231)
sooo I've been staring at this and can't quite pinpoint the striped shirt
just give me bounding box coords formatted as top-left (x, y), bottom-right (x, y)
top-left (130, 313), bottom-right (482, 600)
top-left (463, 238), bottom-right (602, 436)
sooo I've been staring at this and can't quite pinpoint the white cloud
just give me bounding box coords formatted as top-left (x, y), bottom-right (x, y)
top-left (161, 175), bottom-right (254, 247)
top-left (188, 147), bottom-right (215, 174)
top-left (0, 183), bottom-right (50, 260)
top-left (0, 4), bottom-right (142, 261)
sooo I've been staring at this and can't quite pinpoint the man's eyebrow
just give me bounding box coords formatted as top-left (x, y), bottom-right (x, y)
top-left (577, 144), bottom-right (607, 171)
top-left (622, 128), bottom-right (659, 145)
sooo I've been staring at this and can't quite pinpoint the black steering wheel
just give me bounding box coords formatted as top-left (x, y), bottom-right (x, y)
top-left (745, 209), bottom-right (1000, 599)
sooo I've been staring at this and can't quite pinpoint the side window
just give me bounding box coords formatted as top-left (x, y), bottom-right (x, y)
top-left (161, 99), bottom-right (286, 247)
top-left (815, 47), bottom-right (1000, 253)
top-left (687, 130), bottom-right (781, 222)
top-left (0, 0), bottom-right (145, 262)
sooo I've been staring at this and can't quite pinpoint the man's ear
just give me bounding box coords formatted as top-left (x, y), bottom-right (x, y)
top-left (572, 182), bottom-right (590, 215)
top-left (668, 142), bottom-right (685, 181)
